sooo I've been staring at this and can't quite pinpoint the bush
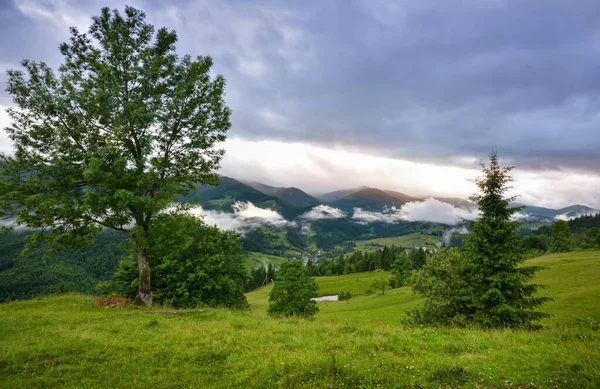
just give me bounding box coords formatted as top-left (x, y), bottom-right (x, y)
top-left (268, 260), bottom-right (318, 318)
top-left (109, 213), bottom-right (249, 309)
top-left (407, 248), bottom-right (470, 326)
top-left (370, 269), bottom-right (390, 295)
top-left (339, 291), bottom-right (352, 301)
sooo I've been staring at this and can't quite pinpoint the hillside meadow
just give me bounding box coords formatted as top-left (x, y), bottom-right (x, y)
top-left (354, 233), bottom-right (442, 253)
top-left (0, 251), bottom-right (599, 388)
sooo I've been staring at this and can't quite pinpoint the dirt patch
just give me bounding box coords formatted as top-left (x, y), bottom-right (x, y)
top-left (93, 295), bottom-right (132, 308)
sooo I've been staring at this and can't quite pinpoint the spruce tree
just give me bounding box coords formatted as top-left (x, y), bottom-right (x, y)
top-left (464, 152), bottom-right (551, 327)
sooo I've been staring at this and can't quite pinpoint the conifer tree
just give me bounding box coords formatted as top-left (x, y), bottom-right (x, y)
top-left (464, 152), bottom-right (551, 327)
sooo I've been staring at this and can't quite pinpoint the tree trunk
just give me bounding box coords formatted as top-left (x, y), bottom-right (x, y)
top-left (134, 246), bottom-right (152, 306)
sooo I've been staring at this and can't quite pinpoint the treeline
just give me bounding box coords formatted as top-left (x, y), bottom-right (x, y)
top-left (245, 263), bottom-right (278, 292)
top-left (304, 246), bottom-right (427, 277)
top-left (239, 220), bottom-right (439, 255)
top-left (522, 213), bottom-right (600, 255)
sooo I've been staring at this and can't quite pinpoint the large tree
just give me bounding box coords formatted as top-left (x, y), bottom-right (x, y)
top-left (409, 153), bottom-right (551, 327)
top-left (0, 7), bottom-right (231, 306)
top-left (463, 152), bottom-right (551, 327)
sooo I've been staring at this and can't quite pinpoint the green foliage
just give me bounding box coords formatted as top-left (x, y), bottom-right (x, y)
top-left (409, 247), bottom-right (427, 270)
top-left (389, 251), bottom-right (411, 288)
top-left (0, 6), bottom-right (231, 305)
top-left (112, 255), bottom-right (140, 300)
top-left (338, 290), bottom-right (352, 300)
top-left (117, 213), bottom-right (248, 309)
top-left (0, 230), bottom-right (127, 302)
top-left (410, 153), bottom-right (551, 328)
top-left (521, 234), bottom-right (549, 252)
top-left (370, 269), bottom-right (390, 295)
top-left (550, 220), bottom-right (573, 253)
top-left (462, 152), bottom-right (551, 327)
top-left (285, 229), bottom-right (307, 250)
top-left (268, 260), bottom-right (318, 318)
top-left (409, 248), bottom-right (471, 326)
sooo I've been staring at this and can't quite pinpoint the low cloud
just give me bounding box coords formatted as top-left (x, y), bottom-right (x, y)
top-left (300, 205), bottom-right (346, 221)
top-left (352, 198), bottom-right (479, 225)
top-left (443, 226), bottom-right (469, 246)
top-left (554, 210), bottom-right (599, 221)
top-left (511, 212), bottom-right (536, 222)
top-left (300, 222), bottom-right (311, 236)
top-left (189, 201), bottom-right (295, 232)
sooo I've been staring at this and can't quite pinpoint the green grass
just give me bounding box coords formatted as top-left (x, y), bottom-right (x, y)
top-left (355, 233), bottom-right (442, 252)
top-left (1, 250), bottom-right (599, 388)
top-left (243, 252), bottom-right (287, 271)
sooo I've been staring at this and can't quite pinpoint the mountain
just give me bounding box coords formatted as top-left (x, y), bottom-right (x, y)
top-left (383, 190), bottom-right (419, 204)
top-left (183, 177), bottom-right (315, 219)
top-left (183, 176), bottom-right (285, 212)
top-left (521, 204), bottom-right (597, 219)
top-left (318, 187), bottom-right (369, 203)
top-left (555, 205), bottom-right (598, 218)
top-left (246, 182), bottom-right (320, 208)
top-left (433, 197), bottom-right (474, 209)
top-left (330, 188), bottom-right (412, 211)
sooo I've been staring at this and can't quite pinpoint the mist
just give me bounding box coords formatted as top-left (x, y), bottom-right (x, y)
top-left (352, 198), bottom-right (479, 225)
top-left (300, 205), bottom-right (346, 221)
top-left (189, 202), bottom-right (295, 233)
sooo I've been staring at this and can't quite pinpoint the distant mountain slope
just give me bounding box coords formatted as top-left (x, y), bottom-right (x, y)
top-left (433, 197), bottom-right (474, 209)
top-left (556, 205), bottom-right (598, 217)
top-left (247, 182), bottom-right (320, 208)
top-left (182, 176), bottom-right (285, 213)
top-left (521, 204), bottom-right (597, 219)
top-left (383, 190), bottom-right (419, 204)
top-left (183, 177), bottom-right (315, 219)
top-left (318, 187), bottom-right (369, 203)
top-left (331, 188), bottom-right (411, 211)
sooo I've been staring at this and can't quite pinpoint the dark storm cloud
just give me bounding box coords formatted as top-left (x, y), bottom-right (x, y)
top-left (1, 0), bottom-right (600, 171)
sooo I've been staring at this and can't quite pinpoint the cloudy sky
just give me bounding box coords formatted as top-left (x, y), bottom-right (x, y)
top-left (1, 0), bottom-right (599, 208)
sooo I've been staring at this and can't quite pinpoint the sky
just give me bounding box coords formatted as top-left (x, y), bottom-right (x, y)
top-left (1, 0), bottom-right (599, 208)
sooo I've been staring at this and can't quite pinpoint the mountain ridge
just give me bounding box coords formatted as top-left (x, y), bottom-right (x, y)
top-left (187, 176), bottom-right (597, 221)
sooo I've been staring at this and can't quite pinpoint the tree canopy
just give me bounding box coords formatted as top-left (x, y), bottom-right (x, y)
top-left (268, 260), bottom-right (318, 318)
top-left (0, 6), bottom-right (231, 305)
top-left (550, 220), bottom-right (572, 253)
top-left (102, 213), bottom-right (248, 309)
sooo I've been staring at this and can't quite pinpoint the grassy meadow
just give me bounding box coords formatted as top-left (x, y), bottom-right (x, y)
top-left (354, 233), bottom-right (443, 252)
top-left (0, 250), bottom-right (599, 388)
top-left (243, 252), bottom-right (287, 271)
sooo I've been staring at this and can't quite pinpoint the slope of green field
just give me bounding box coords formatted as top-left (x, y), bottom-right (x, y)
top-left (243, 252), bottom-right (287, 271)
top-left (355, 233), bottom-right (442, 252)
top-left (1, 251), bottom-right (599, 388)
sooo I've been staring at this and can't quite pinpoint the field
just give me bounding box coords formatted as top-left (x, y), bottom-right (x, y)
top-left (354, 233), bottom-right (443, 252)
top-left (0, 250), bottom-right (599, 388)
top-left (243, 252), bottom-right (287, 271)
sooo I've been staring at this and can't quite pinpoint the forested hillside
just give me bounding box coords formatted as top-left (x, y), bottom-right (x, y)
top-left (0, 231), bottom-right (127, 302)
